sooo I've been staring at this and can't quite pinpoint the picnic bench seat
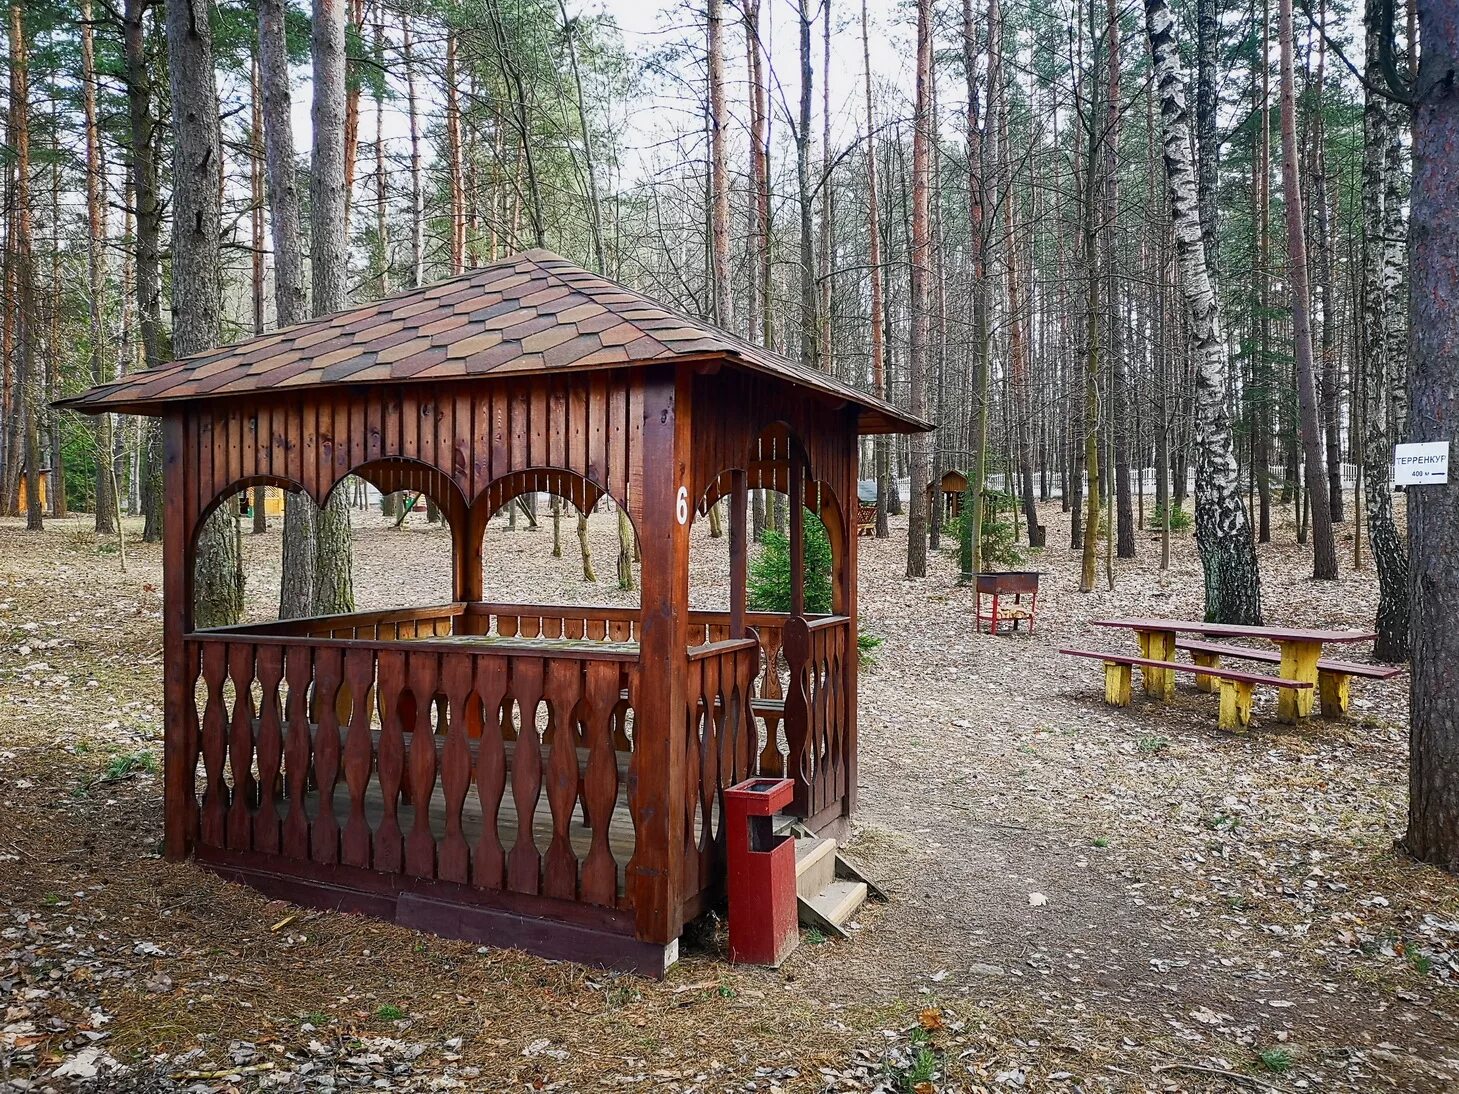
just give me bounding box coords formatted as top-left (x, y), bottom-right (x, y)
top-left (1174, 638), bottom-right (1405, 717)
top-left (1059, 647), bottom-right (1311, 731)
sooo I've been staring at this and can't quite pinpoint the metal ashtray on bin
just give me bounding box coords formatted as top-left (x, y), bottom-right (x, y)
top-left (724, 777), bottom-right (798, 967)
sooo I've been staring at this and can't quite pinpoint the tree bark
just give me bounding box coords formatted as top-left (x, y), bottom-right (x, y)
top-left (81, 0), bottom-right (115, 536)
top-left (1359, 2), bottom-right (1409, 662)
top-left (905, 0), bottom-right (932, 579)
top-left (1145, 0), bottom-right (1263, 623)
top-left (165, 0), bottom-right (240, 626)
top-left (311, 0), bottom-right (355, 616)
top-left (863, 0), bottom-right (891, 539)
top-left (1404, 0), bottom-right (1459, 871)
top-left (1277, 0), bottom-right (1337, 579)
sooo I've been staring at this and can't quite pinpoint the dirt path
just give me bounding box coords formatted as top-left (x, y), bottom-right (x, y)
top-left (2, 504), bottom-right (1457, 1092)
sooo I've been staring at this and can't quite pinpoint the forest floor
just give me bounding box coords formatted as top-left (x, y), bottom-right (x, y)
top-left (3, 499), bottom-right (1458, 1093)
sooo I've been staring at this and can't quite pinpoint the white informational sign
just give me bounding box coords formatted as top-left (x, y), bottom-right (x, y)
top-left (1394, 441), bottom-right (1450, 486)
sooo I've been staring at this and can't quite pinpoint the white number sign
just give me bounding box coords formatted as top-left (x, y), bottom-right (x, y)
top-left (676, 486), bottom-right (689, 524)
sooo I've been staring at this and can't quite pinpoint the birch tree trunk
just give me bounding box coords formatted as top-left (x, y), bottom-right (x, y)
top-left (1405, 0), bottom-right (1459, 872)
top-left (311, 0), bottom-right (355, 616)
top-left (1145, 0), bottom-right (1263, 623)
top-left (905, 0), bottom-right (932, 579)
top-left (166, 0), bottom-right (240, 626)
top-left (1277, 0), bottom-right (1337, 579)
top-left (1359, 4), bottom-right (1409, 662)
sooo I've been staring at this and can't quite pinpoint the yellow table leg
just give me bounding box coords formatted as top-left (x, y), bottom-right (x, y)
top-left (1218, 678), bottom-right (1253, 732)
top-left (1277, 640), bottom-right (1322, 722)
top-left (1191, 651), bottom-right (1220, 693)
top-left (1318, 670), bottom-right (1351, 718)
top-left (1104, 661), bottom-right (1132, 706)
top-left (1137, 630), bottom-right (1176, 699)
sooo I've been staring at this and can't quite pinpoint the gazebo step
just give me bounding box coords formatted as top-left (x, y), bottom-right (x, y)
top-left (801, 880), bottom-right (868, 933)
top-left (795, 836), bottom-right (837, 901)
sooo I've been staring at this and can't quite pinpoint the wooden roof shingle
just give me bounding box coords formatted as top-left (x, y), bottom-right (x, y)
top-left (60, 249), bottom-right (930, 435)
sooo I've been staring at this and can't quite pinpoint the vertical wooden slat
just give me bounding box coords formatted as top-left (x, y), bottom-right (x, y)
top-left (506, 657), bottom-right (544, 894)
top-left (163, 417), bottom-right (195, 859)
top-left (310, 646), bottom-right (343, 864)
top-left (438, 652), bottom-right (474, 883)
top-left (340, 648), bottom-right (377, 868)
top-left (404, 651), bottom-right (441, 877)
top-left (373, 649), bottom-right (406, 872)
top-left (282, 645), bottom-right (313, 859)
top-left (472, 654), bottom-right (509, 890)
top-left (252, 645), bottom-right (285, 853)
top-left (580, 659), bottom-right (620, 906)
top-left (225, 643), bottom-right (258, 851)
top-left (542, 658), bottom-right (582, 901)
top-left (198, 641), bottom-right (230, 848)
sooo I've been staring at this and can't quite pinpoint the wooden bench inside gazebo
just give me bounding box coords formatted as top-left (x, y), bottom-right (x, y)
top-left (60, 249), bottom-right (930, 974)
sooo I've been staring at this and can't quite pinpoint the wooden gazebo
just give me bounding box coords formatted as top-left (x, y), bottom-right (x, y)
top-left (61, 249), bottom-right (930, 974)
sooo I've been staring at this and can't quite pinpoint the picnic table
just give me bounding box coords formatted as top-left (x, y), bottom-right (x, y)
top-left (1090, 617), bottom-right (1377, 722)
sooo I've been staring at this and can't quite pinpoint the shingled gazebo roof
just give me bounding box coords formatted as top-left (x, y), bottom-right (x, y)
top-left (62, 248), bottom-right (929, 434)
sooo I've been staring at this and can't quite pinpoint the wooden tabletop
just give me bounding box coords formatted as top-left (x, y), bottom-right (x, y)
top-left (1090, 618), bottom-right (1376, 644)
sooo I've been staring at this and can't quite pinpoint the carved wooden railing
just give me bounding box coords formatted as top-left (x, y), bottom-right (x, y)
top-left (182, 631), bottom-right (639, 912)
top-left (782, 615), bottom-right (853, 820)
top-left (682, 637), bottom-right (761, 904)
top-left (462, 602), bottom-right (639, 642)
top-left (211, 604), bottom-right (463, 641)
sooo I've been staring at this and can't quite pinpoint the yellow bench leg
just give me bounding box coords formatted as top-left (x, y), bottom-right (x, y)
top-left (1192, 651), bottom-right (1220, 693)
top-left (1104, 661), bottom-right (1133, 707)
top-left (1218, 679), bottom-right (1254, 732)
top-left (1318, 671), bottom-right (1351, 718)
top-left (1277, 640), bottom-right (1321, 722)
top-left (1137, 630), bottom-right (1176, 699)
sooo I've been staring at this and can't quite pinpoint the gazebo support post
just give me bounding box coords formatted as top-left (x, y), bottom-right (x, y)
top-left (629, 367), bottom-right (690, 948)
top-left (162, 414), bottom-right (194, 861)
top-left (789, 447), bottom-right (805, 618)
top-left (729, 469), bottom-right (747, 639)
top-left (452, 500), bottom-right (487, 627)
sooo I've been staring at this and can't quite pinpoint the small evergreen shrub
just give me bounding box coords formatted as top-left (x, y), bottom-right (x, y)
top-left (748, 515), bottom-right (833, 614)
top-left (1151, 500), bottom-right (1194, 532)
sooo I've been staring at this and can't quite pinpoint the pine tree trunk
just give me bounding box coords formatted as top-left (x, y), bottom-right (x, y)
top-left (905, 0), bottom-right (932, 579)
top-left (1405, 0), bottom-right (1459, 872)
top-left (165, 0), bottom-right (240, 626)
top-left (1277, 0), bottom-right (1337, 579)
top-left (9, 3), bottom-right (41, 532)
top-left (81, 0), bottom-right (115, 536)
top-left (863, 0), bottom-right (891, 539)
top-left (124, 0), bottom-right (163, 542)
top-left (310, 0), bottom-right (355, 616)
top-left (1145, 0), bottom-right (1263, 623)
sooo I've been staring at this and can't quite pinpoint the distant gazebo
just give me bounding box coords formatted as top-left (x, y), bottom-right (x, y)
top-left (62, 249), bottom-right (930, 973)
top-left (926, 468), bottom-right (969, 520)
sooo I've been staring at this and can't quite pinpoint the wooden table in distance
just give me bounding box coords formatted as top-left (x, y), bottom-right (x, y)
top-left (1089, 618), bottom-right (1377, 722)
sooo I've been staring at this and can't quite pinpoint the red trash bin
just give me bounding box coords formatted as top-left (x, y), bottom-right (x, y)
top-left (724, 777), bottom-right (799, 967)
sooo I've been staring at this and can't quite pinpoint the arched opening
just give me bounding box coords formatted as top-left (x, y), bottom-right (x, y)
top-left (477, 468), bottom-right (642, 612)
top-left (191, 466), bottom-right (460, 627)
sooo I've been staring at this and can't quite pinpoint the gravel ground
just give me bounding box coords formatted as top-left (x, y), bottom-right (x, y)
top-left (2, 497), bottom-right (1456, 1093)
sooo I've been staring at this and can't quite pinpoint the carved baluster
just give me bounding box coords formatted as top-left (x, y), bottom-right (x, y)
top-left (472, 655), bottom-right (508, 890)
top-left (404, 652), bottom-right (440, 878)
top-left (340, 649), bottom-right (376, 868)
top-left (542, 658), bottom-right (583, 901)
top-left (252, 645), bottom-right (285, 853)
top-left (579, 660), bottom-right (620, 906)
top-left (225, 644), bottom-right (258, 851)
top-left (681, 659), bottom-right (702, 899)
top-left (281, 646), bottom-right (313, 860)
top-left (198, 643), bottom-right (230, 848)
top-left (310, 647), bottom-right (343, 864)
top-left (699, 654), bottom-right (721, 874)
top-left (437, 652), bottom-right (474, 884)
top-left (507, 658), bottom-right (544, 894)
top-left (373, 650), bottom-right (406, 873)
top-left (622, 663), bottom-right (644, 911)
top-left (782, 617), bottom-right (812, 815)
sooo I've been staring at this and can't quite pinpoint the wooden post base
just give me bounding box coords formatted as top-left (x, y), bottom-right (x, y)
top-left (1277, 640), bottom-right (1322, 722)
top-left (1104, 661), bottom-right (1133, 707)
top-left (1136, 630), bottom-right (1176, 699)
top-left (1218, 678), bottom-right (1254, 732)
top-left (1318, 671), bottom-right (1351, 718)
top-left (1191, 651), bottom-right (1220, 693)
